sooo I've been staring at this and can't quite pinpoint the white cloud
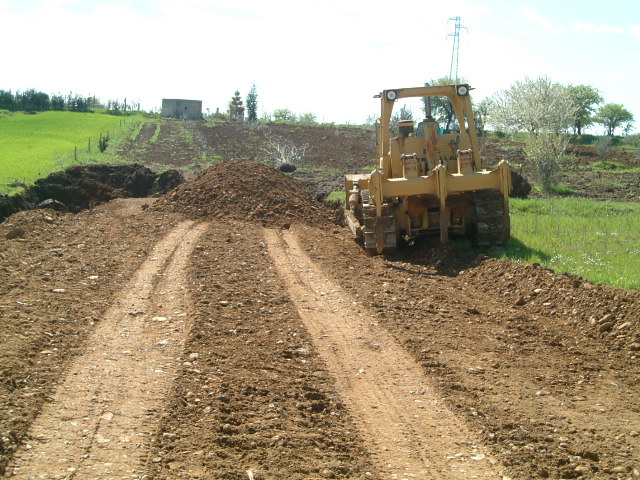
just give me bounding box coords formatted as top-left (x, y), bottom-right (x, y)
top-left (521, 7), bottom-right (564, 35)
top-left (627, 24), bottom-right (640, 39)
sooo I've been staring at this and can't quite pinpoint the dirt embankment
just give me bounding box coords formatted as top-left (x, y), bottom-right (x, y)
top-left (0, 164), bottom-right (184, 222)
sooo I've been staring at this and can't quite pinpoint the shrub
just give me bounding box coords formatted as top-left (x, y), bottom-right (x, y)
top-left (594, 136), bottom-right (612, 160)
top-left (524, 131), bottom-right (570, 191)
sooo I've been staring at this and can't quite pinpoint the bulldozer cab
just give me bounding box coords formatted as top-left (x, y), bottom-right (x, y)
top-left (378, 84), bottom-right (479, 179)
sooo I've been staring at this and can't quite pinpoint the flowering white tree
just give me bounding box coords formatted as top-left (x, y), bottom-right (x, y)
top-left (490, 77), bottom-right (577, 190)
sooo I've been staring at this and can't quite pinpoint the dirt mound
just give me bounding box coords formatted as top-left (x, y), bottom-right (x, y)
top-left (0, 164), bottom-right (184, 222)
top-left (510, 170), bottom-right (532, 197)
top-left (460, 258), bottom-right (640, 354)
top-left (154, 160), bottom-right (334, 227)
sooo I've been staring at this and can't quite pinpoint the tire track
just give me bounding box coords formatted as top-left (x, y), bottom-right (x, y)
top-left (8, 220), bottom-right (208, 479)
top-left (264, 228), bottom-right (505, 480)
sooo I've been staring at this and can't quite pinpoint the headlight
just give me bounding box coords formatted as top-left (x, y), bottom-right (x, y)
top-left (456, 85), bottom-right (469, 96)
top-left (386, 90), bottom-right (397, 101)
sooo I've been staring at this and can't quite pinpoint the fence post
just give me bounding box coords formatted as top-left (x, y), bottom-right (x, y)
top-left (88, 138), bottom-right (91, 153)
top-left (74, 146), bottom-right (77, 161)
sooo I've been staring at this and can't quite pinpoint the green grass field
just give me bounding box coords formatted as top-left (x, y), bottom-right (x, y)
top-left (499, 197), bottom-right (640, 289)
top-left (0, 111), bottom-right (144, 193)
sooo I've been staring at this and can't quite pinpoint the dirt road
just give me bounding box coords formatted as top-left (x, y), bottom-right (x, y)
top-left (8, 220), bottom-right (207, 478)
top-left (265, 228), bottom-right (503, 479)
top-left (1, 190), bottom-right (639, 478)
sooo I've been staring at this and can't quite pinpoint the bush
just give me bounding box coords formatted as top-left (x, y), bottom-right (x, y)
top-left (524, 131), bottom-right (570, 191)
top-left (98, 132), bottom-right (110, 152)
top-left (594, 136), bottom-right (612, 159)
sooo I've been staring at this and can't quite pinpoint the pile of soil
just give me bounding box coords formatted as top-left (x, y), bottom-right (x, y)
top-left (0, 164), bottom-right (184, 222)
top-left (460, 258), bottom-right (640, 354)
top-left (154, 160), bottom-right (334, 227)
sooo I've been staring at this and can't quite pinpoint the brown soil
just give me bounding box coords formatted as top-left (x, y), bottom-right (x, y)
top-left (0, 164), bottom-right (184, 222)
top-left (153, 160), bottom-right (336, 228)
top-left (118, 120), bottom-right (376, 195)
top-left (482, 138), bottom-right (640, 201)
top-left (1, 127), bottom-right (639, 479)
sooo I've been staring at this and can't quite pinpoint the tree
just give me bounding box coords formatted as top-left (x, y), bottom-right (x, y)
top-left (272, 108), bottom-right (296, 122)
top-left (17, 89), bottom-right (50, 111)
top-left (246, 83), bottom-right (258, 122)
top-left (595, 103), bottom-right (634, 136)
top-left (228, 90), bottom-right (245, 121)
top-left (262, 132), bottom-right (309, 166)
top-left (298, 112), bottom-right (317, 124)
top-left (568, 85), bottom-right (603, 135)
top-left (391, 104), bottom-right (414, 134)
top-left (490, 77), bottom-right (576, 191)
top-left (490, 76), bottom-right (575, 134)
top-left (51, 94), bottom-right (65, 111)
top-left (422, 76), bottom-right (465, 131)
top-left (0, 89), bottom-right (15, 110)
top-left (474, 98), bottom-right (492, 137)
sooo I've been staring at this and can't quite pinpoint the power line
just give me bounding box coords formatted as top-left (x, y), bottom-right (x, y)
top-left (448, 16), bottom-right (467, 81)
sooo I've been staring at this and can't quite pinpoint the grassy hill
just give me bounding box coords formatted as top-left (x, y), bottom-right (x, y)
top-left (0, 111), bottom-right (143, 193)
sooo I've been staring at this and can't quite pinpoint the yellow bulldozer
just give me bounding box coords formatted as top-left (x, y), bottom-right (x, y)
top-left (345, 84), bottom-right (511, 255)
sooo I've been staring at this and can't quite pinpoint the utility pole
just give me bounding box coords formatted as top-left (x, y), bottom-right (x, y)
top-left (448, 16), bottom-right (467, 81)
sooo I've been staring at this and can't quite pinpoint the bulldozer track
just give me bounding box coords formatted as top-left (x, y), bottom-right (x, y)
top-left (264, 227), bottom-right (504, 479)
top-left (473, 189), bottom-right (509, 245)
top-left (8, 220), bottom-right (208, 479)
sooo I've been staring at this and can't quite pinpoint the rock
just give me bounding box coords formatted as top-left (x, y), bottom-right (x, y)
top-left (219, 300), bottom-right (230, 307)
top-left (533, 288), bottom-right (544, 295)
top-left (221, 423), bottom-right (233, 434)
top-left (599, 322), bottom-right (614, 333)
top-left (599, 313), bottom-right (614, 324)
top-left (51, 288), bottom-right (66, 293)
top-left (189, 353), bottom-right (199, 359)
top-left (577, 450), bottom-right (599, 461)
top-left (617, 322), bottom-right (632, 331)
top-left (629, 343), bottom-right (640, 352)
top-left (162, 432), bottom-right (178, 441)
top-left (611, 466), bottom-right (628, 474)
top-left (514, 296), bottom-right (526, 306)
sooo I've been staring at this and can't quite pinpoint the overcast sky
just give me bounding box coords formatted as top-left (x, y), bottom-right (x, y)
top-left (1, 0), bottom-right (638, 133)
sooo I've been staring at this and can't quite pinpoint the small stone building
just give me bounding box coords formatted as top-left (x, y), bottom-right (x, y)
top-left (161, 98), bottom-right (202, 119)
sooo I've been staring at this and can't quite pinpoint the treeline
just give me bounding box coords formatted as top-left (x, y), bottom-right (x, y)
top-left (0, 88), bottom-right (140, 115)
